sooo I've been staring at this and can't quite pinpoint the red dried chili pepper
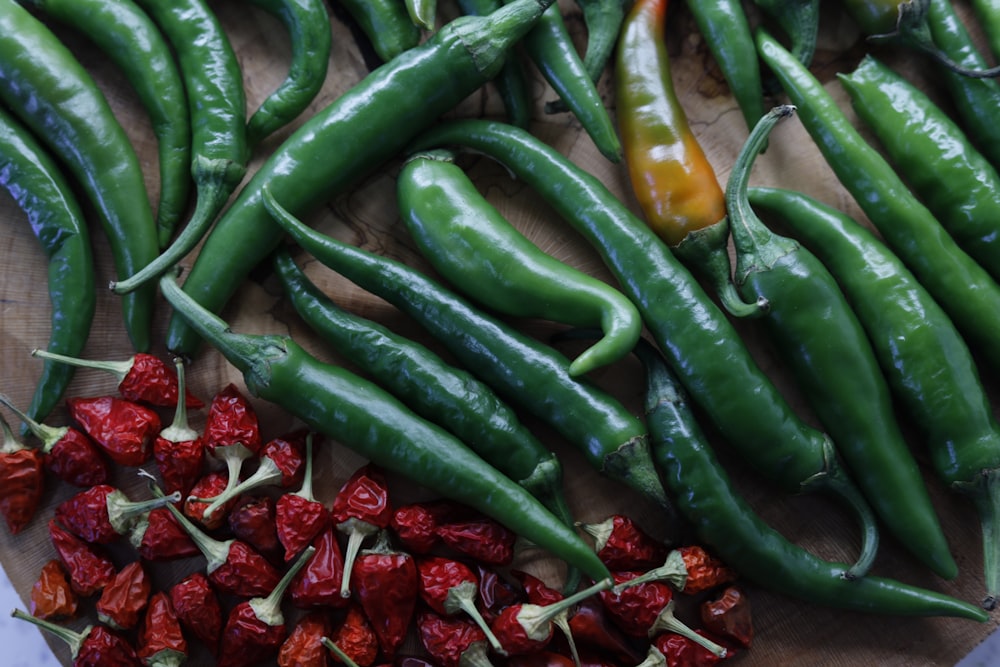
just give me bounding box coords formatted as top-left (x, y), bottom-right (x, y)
top-left (67, 395), bottom-right (161, 467)
top-left (677, 546), bottom-right (737, 595)
top-left (202, 383), bottom-right (263, 507)
top-left (490, 578), bottom-right (610, 658)
top-left (275, 433), bottom-right (328, 562)
top-left (153, 358), bottom-right (205, 498)
top-left (416, 611), bottom-right (492, 667)
top-left (416, 555), bottom-right (504, 652)
top-left (228, 494), bottom-right (283, 560)
top-left (217, 546), bottom-right (316, 667)
top-left (11, 609), bottom-right (139, 667)
top-left (31, 350), bottom-right (204, 408)
top-left (390, 500), bottom-right (472, 554)
top-left (129, 506), bottom-right (200, 562)
top-left (438, 514), bottom-right (517, 566)
top-left (279, 610), bottom-right (333, 667)
top-left (477, 564), bottom-right (523, 624)
top-left (506, 651), bottom-right (575, 667)
top-left (96, 561), bottom-right (152, 631)
top-left (321, 603), bottom-right (379, 667)
top-left (578, 514), bottom-right (669, 571)
top-left (30, 559), bottom-right (79, 621)
top-left (290, 526), bottom-right (349, 609)
top-left (196, 429), bottom-right (308, 523)
top-left (137, 591), bottom-right (188, 667)
top-left (183, 471), bottom-right (237, 531)
top-left (331, 464), bottom-right (393, 597)
top-left (567, 596), bottom-right (644, 665)
top-left (48, 519), bottom-right (117, 597)
top-left (56, 484), bottom-right (181, 545)
top-left (0, 409), bottom-right (44, 534)
top-left (644, 631), bottom-right (731, 667)
top-left (169, 572), bottom-right (223, 653)
top-left (350, 529), bottom-right (418, 659)
top-left (511, 570), bottom-right (578, 660)
top-left (600, 572), bottom-right (726, 657)
top-left (700, 586), bottom-right (751, 649)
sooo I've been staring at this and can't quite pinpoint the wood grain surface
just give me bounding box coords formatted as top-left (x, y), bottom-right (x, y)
top-left (2, 0), bottom-right (999, 664)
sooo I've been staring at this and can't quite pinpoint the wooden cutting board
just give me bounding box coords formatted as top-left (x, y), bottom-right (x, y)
top-left (2, 0), bottom-right (998, 664)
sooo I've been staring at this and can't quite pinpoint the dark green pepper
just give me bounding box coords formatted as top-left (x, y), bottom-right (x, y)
top-left (336, 0), bottom-right (420, 63)
top-left (752, 0), bottom-right (819, 66)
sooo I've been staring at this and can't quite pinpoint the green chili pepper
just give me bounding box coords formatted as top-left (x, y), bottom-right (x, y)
top-left (512, 1), bottom-right (623, 162)
top-left (336, 0), bottom-right (420, 63)
top-left (111, 0), bottom-right (249, 296)
top-left (750, 186), bottom-right (1000, 608)
top-left (16, 0), bottom-right (191, 249)
top-left (245, 0), bottom-right (333, 150)
top-left (840, 0), bottom-right (1000, 78)
top-left (271, 247), bottom-right (576, 531)
top-left (634, 338), bottom-right (988, 623)
top-left (756, 27), bottom-right (1000, 375)
top-left (683, 0), bottom-right (766, 135)
top-left (574, 0), bottom-right (629, 82)
top-left (159, 268), bottom-right (613, 586)
top-left (726, 106), bottom-right (954, 580)
top-left (0, 106), bottom-right (96, 427)
top-left (164, 0), bottom-right (560, 358)
top-left (838, 55), bottom-right (1000, 283)
top-left (404, 0), bottom-right (436, 29)
top-left (405, 119), bottom-right (880, 566)
top-left (397, 149), bottom-right (642, 377)
top-left (970, 0), bottom-right (1000, 63)
top-left (263, 187), bottom-right (674, 518)
top-left (0, 0), bottom-right (158, 352)
top-left (751, 0), bottom-right (819, 66)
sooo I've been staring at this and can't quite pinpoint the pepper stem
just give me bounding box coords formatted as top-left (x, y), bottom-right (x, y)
top-left (145, 473), bottom-right (233, 573)
top-left (445, 580), bottom-right (506, 653)
top-left (0, 411), bottom-right (26, 455)
top-left (294, 433), bottom-right (316, 502)
top-left (249, 545), bottom-right (316, 626)
top-left (635, 644), bottom-right (667, 667)
top-left (337, 518), bottom-right (379, 598)
top-left (321, 636), bottom-right (361, 667)
top-left (0, 393), bottom-right (67, 452)
top-left (514, 577), bottom-right (613, 642)
top-left (29, 349), bottom-right (133, 383)
top-left (963, 469), bottom-right (1000, 610)
top-left (159, 358), bottom-right (198, 443)
top-left (11, 608), bottom-right (90, 657)
top-left (194, 454), bottom-right (281, 520)
top-left (610, 550), bottom-right (688, 593)
top-left (648, 599), bottom-right (727, 658)
top-left (106, 488), bottom-right (182, 536)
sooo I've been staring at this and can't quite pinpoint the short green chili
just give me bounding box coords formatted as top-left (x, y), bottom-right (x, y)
top-left (16, 0), bottom-right (191, 248)
top-left (263, 187), bottom-right (675, 518)
top-left (0, 106), bottom-right (96, 427)
top-left (757, 27), bottom-right (1000, 375)
top-left (727, 106), bottom-right (954, 580)
top-left (164, 0), bottom-right (560, 358)
top-left (159, 268), bottom-right (613, 586)
top-left (634, 338), bottom-right (988, 622)
top-left (112, 0), bottom-right (249, 295)
top-left (397, 149), bottom-right (642, 377)
top-left (335, 0), bottom-right (420, 63)
top-left (0, 0), bottom-right (158, 352)
top-left (750, 186), bottom-right (1000, 609)
top-left (405, 119), bottom-right (880, 562)
top-left (245, 0), bottom-right (333, 150)
top-left (271, 247), bottom-right (577, 531)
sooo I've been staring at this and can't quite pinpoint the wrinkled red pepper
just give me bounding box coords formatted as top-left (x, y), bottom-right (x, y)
top-left (322, 603), bottom-right (379, 667)
top-left (48, 519), bottom-right (117, 597)
top-left (290, 526), bottom-right (349, 609)
top-left (700, 586), bottom-right (752, 649)
top-left (129, 506), bottom-right (200, 562)
top-left (216, 546), bottom-right (316, 667)
top-left (390, 500), bottom-right (468, 554)
top-left (677, 546), bottom-right (737, 595)
top-left (416, 555), bottom-right (503, 652)
top-left (579, 514), bottom-right (669, 571)
top-left (351, 529), bottom-right (419, 659)
top-left (153, 359), bottom-right (205, 498)
top-left (0, 410), bottom-right (44, 534)
top-left (647, 631), bottom-right (731, 667)
top-left (228, 494), bottom-right (283, 561)
top-left (96, 561), bottom-right (151, 631)
top-left (332, 464), bottom-right (393, 598)
top-left (136, 590), bottom-right (188, 667)
top-left (416, 611), bottom-right (491, 667)
top-left (506, 651), bottom-right (575, 667)
top-left (278, 610), bottom-right (333, 667)
top-left (183, 471), bottom-right (236, 531)
top-left (11, 609), bottom-right (139, 667)
top-left (567, 596), bottom-right (645, 665)
top-left (169, 572), bottom-right (223, 653)
top-left (276, 433), bottom-right (329, 562)
top-left (477, 564), bottom-right (524, 624)
top-left (30, 559), bottom-right (79, 621)
top-left (55, 484), bottom-right (180, 545)
top-left (202, 383), bottom-right (263, 507)
top-left (67, 395), bottom-right (161, 467)
top-left (438, 515), bottom-right (517, 566)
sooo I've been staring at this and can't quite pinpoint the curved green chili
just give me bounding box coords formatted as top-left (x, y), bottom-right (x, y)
top-left (839, 55), bottom-right (1000, 283)
top-left (752, 0), bottom-right (819, 66)
top-left (164, 0), bottom-right (559, 357)
top-left (263, 187), bottom-right (674, 517)
top-left (397, 149), bottom-right (642, 377)
top-left (0, 0), bottom-right (158, 352)
top-left (245, 0), bottom-right (333, 150)
top-left (683, 0), bottom-right (766, 135)
top-left (112, 0), bottom-right (249, 295)
top-left (159, 268), bottom-right (613, 586)
top-left (17, 0), bottom-right (191, 249)
top-left (970, 0), bottom-right (1000, 63)
top-left (0, 106), bottom-right (96, 426)
top-left (574, 0), bottom-right (629, 82)
top-left (757, 27), bottom-right (1000, 375)
top-left (404, 0), bottom-right (436, 29)
top-left (336, 0), bottom-right (420, 63)
top-left (272, 247), bottom-right (576, 531)
top-left (750, 185), bottom-right (1000, 608)
top-left (634, 338), bottom-right (988, 622)
top-left (405, 119), bottom-right (880, 561)
top-left (727, 106), bottom-right (953, 580)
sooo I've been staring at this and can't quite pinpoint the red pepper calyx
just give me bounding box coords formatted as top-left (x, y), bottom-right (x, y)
top-left (648, 599), bottom-right (727, 657)
top-left (248, 545), bottom-right (316, 627)
top-left (611, 550), bottom-right (688, 594)
top-left (11, 608), bottom-right (91, 658)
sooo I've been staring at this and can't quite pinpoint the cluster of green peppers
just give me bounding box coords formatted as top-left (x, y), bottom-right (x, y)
top-left (5, 0), bottom-right (1000, 652)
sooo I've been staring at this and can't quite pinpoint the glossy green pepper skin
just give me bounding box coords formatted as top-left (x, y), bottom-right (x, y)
top-left (727, 107), bottom-right (953, 580)
top-left (337, 0), bottom-right (420, 63)
top-left (397, 149), bottom-right (642, 377)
